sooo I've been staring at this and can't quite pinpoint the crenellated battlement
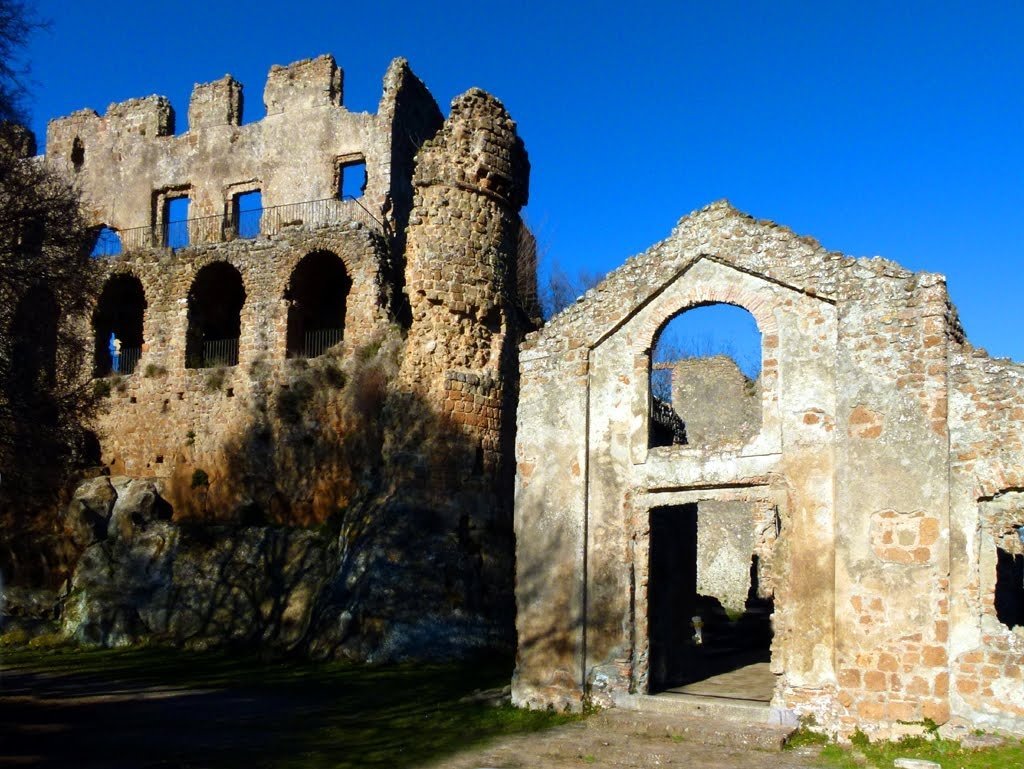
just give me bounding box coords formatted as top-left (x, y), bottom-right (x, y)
top-left (188, 75), bottom-right (243, 129)
top-left (263, 54), bottom-right (343, 115)
top-left (42, 55), bottom-right (436, 242)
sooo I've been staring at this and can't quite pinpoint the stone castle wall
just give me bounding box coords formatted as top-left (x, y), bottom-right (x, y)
top-left (18, 55), bottom-right (532, 655)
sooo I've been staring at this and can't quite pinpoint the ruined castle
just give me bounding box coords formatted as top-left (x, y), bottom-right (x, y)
top-left (29, 55), bottom-right (532, 660)
top-left (9, 52), bottom-right (1024, 739)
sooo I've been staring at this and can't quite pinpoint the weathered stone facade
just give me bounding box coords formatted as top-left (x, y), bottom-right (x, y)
top-left (513, 200), bottom-right (1024, 737)
top-left (27, 55), bottom-right (532, 657)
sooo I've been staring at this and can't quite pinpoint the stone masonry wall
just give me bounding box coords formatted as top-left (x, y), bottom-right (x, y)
top-left (513, 199), bottom-right (1024, 738)
top-left (16, 55), bottom-right (534, 660)
top-left (670, 355), bottom-right (760, 448)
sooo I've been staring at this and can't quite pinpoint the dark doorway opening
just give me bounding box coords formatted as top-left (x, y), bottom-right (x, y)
top-left (186, 262), bottom-right (245, 368)
top-left (93, 274), bottom-right (146, 376)
top-left (648, 504), bottom-right (774, 699)
top-left (995, 545), bottom-right (1024, 630)
top-left (285, 251), bottom-right (350, 359)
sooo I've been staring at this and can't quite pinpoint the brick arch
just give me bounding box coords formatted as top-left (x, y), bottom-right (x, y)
top-left (185, 260), bottom-right (246, 368)
top-left (282, 249), bottom-right (352, 359)
top-left (633, 271), bottom-right (780, 355)
top-left (92, 271), bottom-right (148, 376)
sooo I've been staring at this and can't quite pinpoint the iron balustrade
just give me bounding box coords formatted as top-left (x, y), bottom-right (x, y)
top-left (187, 338), bottom-right (239, 369)
top-left (299, 328), bottom-right (344, 359)
top-left (94, 196), bottom-right (384, 256)
top-left (97, 346), bottom-right (141, 377)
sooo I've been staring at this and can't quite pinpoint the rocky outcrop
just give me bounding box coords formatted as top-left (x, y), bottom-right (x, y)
top-left (60, 477), bottom-right (508, 661)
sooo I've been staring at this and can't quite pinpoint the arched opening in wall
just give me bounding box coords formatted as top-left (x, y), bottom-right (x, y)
top-left (7, 284), bottom-right (60, 397)
top-left (649, 303), bottom-right (762, 449)
top-left (647, 501), bottom-right (778, 698)
top-left (285, 251), bottom-right (351, 359)
top-left (89, 226), bottom-right (122, 258)
top-left (186, 262), bottom-right (245, 368)
top-left (92, 274), bottom-right (146, 377)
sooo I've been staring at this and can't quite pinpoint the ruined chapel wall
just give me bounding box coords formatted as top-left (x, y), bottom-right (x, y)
top-left (825, 269), bottom-right (954, 734)
top-left (670, 355), bottom-right (760, 448)
top-left (513, 202), bottom-right (994, 737)
top-left (947, 351), bottom-right (1024, 730)
top-left (45, 55), bottom-right (398, 236)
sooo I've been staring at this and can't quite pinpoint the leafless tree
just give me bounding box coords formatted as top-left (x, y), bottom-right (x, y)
top-left (0, 1), bottom-right (99, 585)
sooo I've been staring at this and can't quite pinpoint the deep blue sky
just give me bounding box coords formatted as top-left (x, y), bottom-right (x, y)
top-left (21, 1), bottom-right (1024, 362)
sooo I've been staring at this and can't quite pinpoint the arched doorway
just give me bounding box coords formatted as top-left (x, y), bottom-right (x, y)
top-left (186, 262), bottom-right (245, 368)
top-left (284, 251), bottom-right (351, 358)
top-left (93, 273), bottom-right (146, 376)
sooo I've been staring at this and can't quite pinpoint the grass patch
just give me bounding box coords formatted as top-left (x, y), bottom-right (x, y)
top-left (793, 729), bottom-right (1024, 769)
top-left (0, 645), bottom-right (578, 768)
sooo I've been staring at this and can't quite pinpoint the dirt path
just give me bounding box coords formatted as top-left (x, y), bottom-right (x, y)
top-left (431, 709), bottom-right (828, 769)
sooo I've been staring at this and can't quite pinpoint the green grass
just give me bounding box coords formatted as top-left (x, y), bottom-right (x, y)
top-left (786, 727), bottom-right (1024, 769)
top-left (1, 644), bottom-right (579, 768)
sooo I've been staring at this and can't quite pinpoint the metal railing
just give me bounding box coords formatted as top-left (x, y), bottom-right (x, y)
top-left (97, 346), bottom-right (141, 376)
top-left (186, 338), bottom-right (239, 369)
top-left (101, 196), bottom-right (384, 255)
top-left (296, 328), bottom-right (344, 359)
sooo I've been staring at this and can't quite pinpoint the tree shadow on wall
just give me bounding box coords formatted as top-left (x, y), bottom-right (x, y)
top-left (117, 335), bottom-right (517, 659)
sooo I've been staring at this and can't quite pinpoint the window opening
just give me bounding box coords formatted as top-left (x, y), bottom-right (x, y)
top-left (185, 262), bottom-right (245, 368)
top-left (232, 190), bottom-right (262, 239)
top-left (650, 303), bottom-right (761, 449)
top-left (995, 526), bottom-right (1024, 630)
top-left (285, 251), bottom-right (351, 359)
top-left (337, 156), bottom-right (367, 199)
top-left (90, 226), bottom-right (122, 258)
top-left (164, 196), bottom-right (190, 249)
top-left (71, 137), bottom-right (84, 171)
top-left (92, 274), bottom-right (146, 377)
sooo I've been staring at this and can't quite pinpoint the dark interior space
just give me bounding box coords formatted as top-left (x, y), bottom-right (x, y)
top-left (285, 250), bottom-right (350, 358)
top-left (92, 274), bottom-right (146, 376)
top-left (648, 505), bottom-right (774, 696)
top-left (185, 262), bottom-right (245, 368)
top-left (995, 545), bottom-right (1024, 630)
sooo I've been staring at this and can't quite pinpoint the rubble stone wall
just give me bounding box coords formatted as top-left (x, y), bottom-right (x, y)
top-left (19, 55), bottom-right (533, 658)
top-left (514, 200), bottom-right (1024, 738)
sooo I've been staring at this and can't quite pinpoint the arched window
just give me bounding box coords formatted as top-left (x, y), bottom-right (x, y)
top-left (285, 251), bottom-right (351, 358)
top-left (90, 226), bottom-right (122, 258)
top-left (93, 274), bottom-right (146, 376)
top-left (650, 303), bottom-right (762, 449)
top-left (186, 262), bottom-right (245, 368)
top-left (8, 284), bottom-right (59, 395)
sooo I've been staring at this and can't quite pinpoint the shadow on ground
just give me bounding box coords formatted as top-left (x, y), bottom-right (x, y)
top-left (0, 647), bottom-right (571, 769)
